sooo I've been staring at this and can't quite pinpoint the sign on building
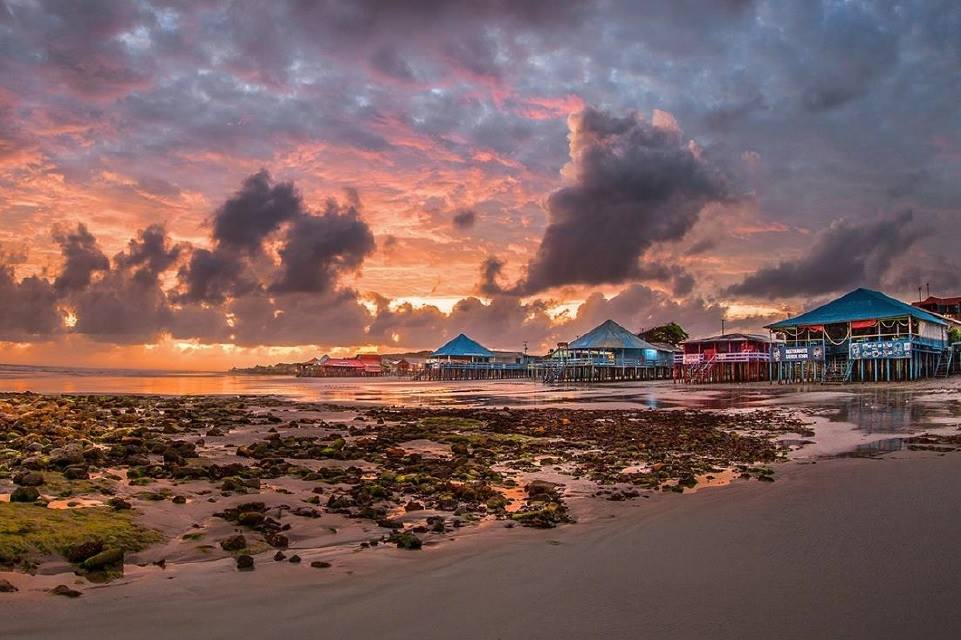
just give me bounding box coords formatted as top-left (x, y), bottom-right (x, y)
top-left (775, 344), bottom-right (825, 362)
top-left (849, 340), bottom-right (912, 360)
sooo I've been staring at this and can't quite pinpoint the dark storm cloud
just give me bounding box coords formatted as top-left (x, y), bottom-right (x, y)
top-left (212, 170), bottom-right (303, 253)
top-left (270, 200), bottom-right (376, 294)
top-left (176, 247), bottom-right (258, 305)
top-left (179, 170), bottom-right (307, 303)
top-left (485, 107), bottom-right (729, 295)
top-left (4, 0), bottom-right (961, 353)
top-left (52, 223), bottom-right (110, 295)
top-left (114, 224), bottom-right (183, 287)
top-left (71, 270), bottom-right (173, 343)
top-left (452, 209), bottom-right (476, 230)
top-left (0, 267), bottom-right (60, 339)
top-left (727, 211), bottom-right (926, 298)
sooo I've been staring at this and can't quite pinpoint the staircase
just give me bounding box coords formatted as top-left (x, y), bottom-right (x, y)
top-left (822, 359), bottom-right (853, 384)
top-left (542, 363), bottom-right (566, 384)
top-left (935, 350), bottom-right (953, 378)
top-left (687, 356), bottom-right (717, 384)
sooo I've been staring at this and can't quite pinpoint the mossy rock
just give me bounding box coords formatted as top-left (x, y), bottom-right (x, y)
top-left (388, 531), bottom-right (423, 550)
top-left (0, 502), bottom-right (161, 568)
top-left (420, 416), bottom-right (486, 431)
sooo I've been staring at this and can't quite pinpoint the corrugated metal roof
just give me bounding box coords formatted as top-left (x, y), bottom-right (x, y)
top-left (568, 319), bottom-right (662, 351)
top-left (767, 288), bottom-right (948, 330)
top-left (432, 333), bottom-right (494, 357)
top-left (684, 333), bottom-right (774, 345)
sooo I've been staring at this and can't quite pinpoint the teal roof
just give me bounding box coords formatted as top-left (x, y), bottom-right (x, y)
top-left (766, 288), bottom-right (948, 330)
top-left (432, 333), bottom-right (493, 357)
top-left (569, 319), bottom-right (663, 351)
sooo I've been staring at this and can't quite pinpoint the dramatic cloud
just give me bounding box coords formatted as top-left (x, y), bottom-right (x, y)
top-left (271, 200), bottom-right (375, 294)
top-left (212, 170), bottom-right (303, 253)
top-left (2, 1), bottom-right (961, 366)
top-left (727, 210), bottom-right (927, 298)
top-left (52, 224), bottom-right (110, 295)
top-left (114, 224), bottom-right (183, 287)
top-left (0, 267), bottom-right (60, 340)
top-left (484, 107), bottom-right (730, 295)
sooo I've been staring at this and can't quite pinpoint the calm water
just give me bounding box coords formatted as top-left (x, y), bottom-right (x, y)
top-left (2, 364), bottom-right (960, 455)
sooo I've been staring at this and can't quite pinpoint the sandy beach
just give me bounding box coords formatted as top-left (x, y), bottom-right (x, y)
top-left (3, 451), bottom-right (961, 639)
top-left (2, 379), bottom-right (961, 639)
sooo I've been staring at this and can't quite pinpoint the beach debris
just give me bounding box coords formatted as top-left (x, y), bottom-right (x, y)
top-left (0, 578), bottom-right (17, 592)
top-left (236, 554), bottom-right (254, 571)
top-left (49, 584), bottom-right (81, 598)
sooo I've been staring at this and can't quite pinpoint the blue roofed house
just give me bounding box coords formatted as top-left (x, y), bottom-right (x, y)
top-left (766, 288), bottom-right (958, 382)
top-left (558, 319), bottom-right (674, 368)
top-left (430, 333), bottom-right (494, 364)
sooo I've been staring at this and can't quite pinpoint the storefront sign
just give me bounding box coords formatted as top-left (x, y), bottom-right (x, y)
top-left (849, 340), bottom-right (912, 360)
top-left (775, 344), bottom-right (824, 362)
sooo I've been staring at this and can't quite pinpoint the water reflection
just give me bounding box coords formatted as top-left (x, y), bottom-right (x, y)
top-left (2, 366), bottom-right (960, 444)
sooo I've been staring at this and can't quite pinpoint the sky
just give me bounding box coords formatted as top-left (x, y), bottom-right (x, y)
top-left (1, 0), bottom-right (960, 370)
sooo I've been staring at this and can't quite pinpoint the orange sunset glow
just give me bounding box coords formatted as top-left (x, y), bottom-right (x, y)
top-left (1, 1), bottom-right (958, 370)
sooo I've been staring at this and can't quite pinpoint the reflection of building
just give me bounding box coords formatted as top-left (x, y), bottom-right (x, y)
top-left (914, 295), bottom-right (961, 321)
top-left (674, 333), bottom-right (775, 383)
top-left (768, 288), bottom-right (957, 383)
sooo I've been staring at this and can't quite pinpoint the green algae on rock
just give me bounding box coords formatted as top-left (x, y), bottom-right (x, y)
top-left (0, 502), bottom-right (161, 569)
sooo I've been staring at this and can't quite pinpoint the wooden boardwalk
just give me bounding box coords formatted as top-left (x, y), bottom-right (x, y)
top-left (415, 358), bottom-right (672, 383)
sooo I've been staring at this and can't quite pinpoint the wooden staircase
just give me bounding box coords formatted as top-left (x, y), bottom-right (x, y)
top-left (822, 360), bottom-right (853, 384)
top-left (687, 356), bottom-right (717, 384)
top-left (935, 350), bottom-right (953, 378)
top-left (542, 363), bottom-right (566, 384)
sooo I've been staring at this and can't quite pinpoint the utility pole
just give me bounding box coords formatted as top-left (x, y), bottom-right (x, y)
top-left (721, 318), bottom-right (726, 336)
top-left (926, 282), bottom-right (930, 298)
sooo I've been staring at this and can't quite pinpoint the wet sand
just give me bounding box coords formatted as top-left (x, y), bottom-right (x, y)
top-left (4, 451), bottom-right (961, 639)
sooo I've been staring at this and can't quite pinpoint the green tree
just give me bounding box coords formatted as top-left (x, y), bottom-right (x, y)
top-left (638, 322), bottom-right (689, 345)
top-left (949, 326), bottom-right (961, 344)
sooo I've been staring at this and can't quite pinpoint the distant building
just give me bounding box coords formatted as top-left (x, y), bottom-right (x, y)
top-left (491, 350), bottom-right (525, 365)
top-left (544, 319), bottom-right (673, 382)
top-left (914, 295), bottom-right (961, 321)
top-left (675, 333), bottom-right (775, 384)
top-left (297, 353), bottom-right (382, 377)
top-left (429, 333), bottom-right (494, 364)
top-left (768, 288), bottom-right (957, 383)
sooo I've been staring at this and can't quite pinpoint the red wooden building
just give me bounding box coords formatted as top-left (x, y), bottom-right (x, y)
top-left (674, 333), bottom-right (775, 383)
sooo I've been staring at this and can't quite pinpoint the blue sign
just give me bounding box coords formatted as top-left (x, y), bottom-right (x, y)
top-left (849, 340), bottom-right (912, 360)
top-left (775, 344), bottom-right (825, 362)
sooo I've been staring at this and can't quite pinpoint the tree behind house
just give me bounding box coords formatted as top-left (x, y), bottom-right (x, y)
top-left (638, 322), bottom-right (689, 346)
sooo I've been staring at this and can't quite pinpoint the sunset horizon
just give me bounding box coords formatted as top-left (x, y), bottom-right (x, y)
top-left (3, 1), bottom-right (958, 370)
top-left (3, 5), bottom-right (961, 638)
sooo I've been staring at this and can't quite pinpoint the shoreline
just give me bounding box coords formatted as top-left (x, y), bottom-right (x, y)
top-left (4, 451), bottom-right (961, 639)
top-left (2, 386), bottom-right (961, 639)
